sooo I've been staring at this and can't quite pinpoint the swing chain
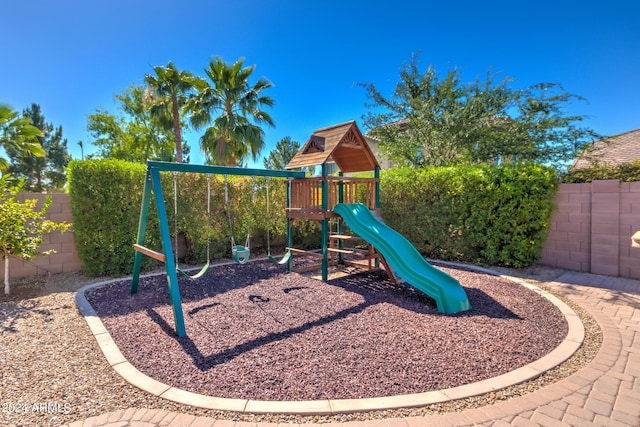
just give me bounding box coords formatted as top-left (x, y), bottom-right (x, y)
top-left (224, 175), bottom-right (236, 249)
top-left (266, 177), bottom-right (271, 256)
top-left (172, 171), bottom-right (179, 268)
top-left (205, 173), bottom-right (211, 263)
top-left (245, 176), bottom-right (256, 249)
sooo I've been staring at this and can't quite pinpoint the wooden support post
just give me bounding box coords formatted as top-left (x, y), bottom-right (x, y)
top-left (286, 178), bottom-right (293, 272)
top-left (374, 166), bottom-right (381, 269)
top-left (337, 171), bottom-right (345, 264)
top-left (321, 164), bottom-right (329, 281)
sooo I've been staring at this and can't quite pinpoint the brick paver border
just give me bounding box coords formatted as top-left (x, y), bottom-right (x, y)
top-left (74, 264), bottom-right (585, 415)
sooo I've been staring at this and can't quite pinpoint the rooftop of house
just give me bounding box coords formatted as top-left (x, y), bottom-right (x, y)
top-left (573, 128), bottom-right (640, 168)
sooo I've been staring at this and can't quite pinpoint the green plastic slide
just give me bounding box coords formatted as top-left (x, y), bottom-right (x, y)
top-left (333, 203), bottom-right (471, 314)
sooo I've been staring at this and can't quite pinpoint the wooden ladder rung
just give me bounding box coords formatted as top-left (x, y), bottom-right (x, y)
top-left (327, 247), bottom-right (368, 254)
top-left (293, 263), bottom-right (322, 274)
top-left (285, 247), bottom-right (325, 258)
top-left (133, 244), bottom-right (166, 262)
top-left (329, 234), bottom-right (363, 241)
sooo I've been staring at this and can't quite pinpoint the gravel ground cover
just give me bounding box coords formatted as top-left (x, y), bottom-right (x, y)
top-left (87, 260), bottom-right (568, 401)
top-left (0, 260), bottom-right (600, 426)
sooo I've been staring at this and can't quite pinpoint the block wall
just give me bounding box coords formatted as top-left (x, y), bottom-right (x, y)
top-left (7, 184), bottom-right (640, 280)
top-left (0, 193), bottom-right (82, 280)
top-left (539, 180), bottom-right (640, 279)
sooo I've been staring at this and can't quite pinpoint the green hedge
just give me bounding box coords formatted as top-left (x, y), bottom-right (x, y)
top-left (68, 160), bottom-right (557, 275)
top-left (67, 160), bottom-right (319, 276)
top-left (68, 160), bottom-right (156, 276)
top-left (563, 160), bottom-right (640, 183)
top-left (380, 164), bottom-right (558, 268)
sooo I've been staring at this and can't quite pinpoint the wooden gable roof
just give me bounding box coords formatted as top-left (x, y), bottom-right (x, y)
top-left (285, 121), bottom-right (380, 173)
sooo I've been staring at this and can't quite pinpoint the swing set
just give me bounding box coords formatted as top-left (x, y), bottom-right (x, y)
top-left (131, 161), bottom-right (304, 337)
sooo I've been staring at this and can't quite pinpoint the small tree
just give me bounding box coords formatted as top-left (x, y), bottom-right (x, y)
top-left (0, 176), bottom-right (71, 294)
top-left (263, 136), bottom-right (300, 170)
top-left (7, 103), bottom-right (71, 192)
top-left (0, 103), bottom-right (44, 171)
top-left (263, 136), bottom-right (316, 175)
top-left (361, 54), bottom-right (600, 169)
top-left (87, 84), bottom-right (189, 162)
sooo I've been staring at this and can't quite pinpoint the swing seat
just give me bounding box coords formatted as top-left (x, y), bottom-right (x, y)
top-left (177, 261), bottom-right (210, 279)
top-left (269, 251), bottom-right (292, 265)
top-left (232, 245), bottom-right (250, 264)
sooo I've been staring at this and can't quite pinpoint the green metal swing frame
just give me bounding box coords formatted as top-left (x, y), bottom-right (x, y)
top-left (131, 161), bottom-right (304, 337)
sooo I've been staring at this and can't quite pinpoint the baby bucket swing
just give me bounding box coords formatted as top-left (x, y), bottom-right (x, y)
top-left (172, 172), bottom-right (211, 279)
top-left (265, 177), bottom-right (291, 265)
top-left (224, 175), bottom-right (254, 264)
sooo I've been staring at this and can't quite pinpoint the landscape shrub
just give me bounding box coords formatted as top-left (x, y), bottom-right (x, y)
top-left (563, 160), bottom-right (640, 183)
top-left (68, 160), bottom-right (556, 274)
top-left (68, 160), bottom-right (156, 276)
top-left (380, 163), bottom-right (558, 268)
top-left (68, 160), bottom-right (316, 276)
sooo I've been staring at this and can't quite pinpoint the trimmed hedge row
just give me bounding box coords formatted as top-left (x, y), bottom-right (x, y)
top-left (68, 160), bottom-right (319, 276)
top-left (68, 160), bottom-right (558, 275)
top-left (380, 164), bottom-right (558, 268)
top-left (68, 160), bottom-right (155, 276)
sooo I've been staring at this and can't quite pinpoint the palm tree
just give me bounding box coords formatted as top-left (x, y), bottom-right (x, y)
top-left (144, 61), bottom-right (204, 163)
top-left (0, 103), bottom-right (44, 172)
top-left (189, 57), bottom-right (275, 166)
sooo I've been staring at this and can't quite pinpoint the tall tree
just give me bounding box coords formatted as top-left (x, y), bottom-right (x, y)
top-left (7, 104), bottom-right (71, 191)
top-left (0, 103), bottom-right (44, 172)
top-left (190, 57), bottom-right (275, 166)
top-left (87, 85), bottom-right (188, 162)
top-left (145, 61), bottom-right (203, 163)
top-left (361, 54), bottom-right (599, 169)
top-left (263, 136), bottom-right (300, 170)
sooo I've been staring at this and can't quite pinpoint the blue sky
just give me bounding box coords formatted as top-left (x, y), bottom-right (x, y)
top-left (2, 0), bottom-right (639, 167)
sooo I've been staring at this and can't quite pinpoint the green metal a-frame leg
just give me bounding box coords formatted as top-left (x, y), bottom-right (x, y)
top-left (131, 167), bottom-right (186, 336)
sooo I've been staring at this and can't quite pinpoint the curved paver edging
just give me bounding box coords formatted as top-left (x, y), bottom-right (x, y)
top-left (74, 261), bottom-right (585, 415)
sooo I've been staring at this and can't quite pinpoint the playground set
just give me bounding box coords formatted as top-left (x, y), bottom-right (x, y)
top-left (131, 121), bottom-right (471, 337)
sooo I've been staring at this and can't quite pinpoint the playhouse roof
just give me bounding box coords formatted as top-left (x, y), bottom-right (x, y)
top-left (285, 121), bottom-right (380, 173)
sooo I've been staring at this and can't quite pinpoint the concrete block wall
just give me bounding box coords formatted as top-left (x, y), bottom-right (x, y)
top-left (539, 179), bottom-right (640, 279)
top-left (6, 183), bottom-right (640, 280)
top-left (0, 193), bottom-right (82, 280)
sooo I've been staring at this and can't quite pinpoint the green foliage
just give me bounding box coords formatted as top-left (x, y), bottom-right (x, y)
top-left (189, 57), bottom-right (274, 166)
top-left (0, 176), bottom-right (71, 293)
top-left (562, 160), bottom-right (640, 183)
top-left (67, 159), bottom-right (301, 276)
top-left (67, 159), bottom-right (158, 276)
top-left (145, 61), bottom-right (204, 163)
top-left (7, 103), bottom-right (71, 192)
top-left (381, 163), bottom-right (558, 268)
top-left (87, 85), bottom-right (189, 163)
top-left (263, 136), bottom-right (300, 170)
top-left (0, 103), bottom-right (44, 171)
top-left (361, 54), bottom-right (600, 169)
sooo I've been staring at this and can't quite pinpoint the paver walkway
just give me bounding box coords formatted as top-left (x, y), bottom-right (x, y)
top-left (65, 271), bottom-right (640, 427)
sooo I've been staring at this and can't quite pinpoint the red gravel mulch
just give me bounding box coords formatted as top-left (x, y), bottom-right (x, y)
top-left (86, 260), bottom-right (567, 401)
